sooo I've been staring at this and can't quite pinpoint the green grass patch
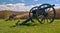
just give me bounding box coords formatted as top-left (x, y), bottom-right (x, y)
top-left (0, 19), bottom-right (60, 33)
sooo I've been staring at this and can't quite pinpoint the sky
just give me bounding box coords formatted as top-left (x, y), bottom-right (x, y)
top-left (0, 0), bottom-right (60, 11)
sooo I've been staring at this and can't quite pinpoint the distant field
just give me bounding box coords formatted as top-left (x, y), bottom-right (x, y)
top-left (0, 19), bottom-right (60, 33)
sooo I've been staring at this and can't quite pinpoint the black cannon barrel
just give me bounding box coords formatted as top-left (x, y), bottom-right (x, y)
top-left (52, 5), bottom-right (55, 6)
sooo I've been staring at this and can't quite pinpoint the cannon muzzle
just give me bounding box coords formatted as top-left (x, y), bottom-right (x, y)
top-left (51, 4), bottom-right (55, 7)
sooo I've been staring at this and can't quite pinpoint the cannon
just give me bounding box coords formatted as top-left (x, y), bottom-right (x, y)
top-left (14, 3), bottom-right (56, 26)
top-left (5, 14), bottom-right (16, 21)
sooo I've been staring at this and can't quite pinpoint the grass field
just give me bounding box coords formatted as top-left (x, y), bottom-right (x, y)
top-left (0, 19), bottom-right (60, 33)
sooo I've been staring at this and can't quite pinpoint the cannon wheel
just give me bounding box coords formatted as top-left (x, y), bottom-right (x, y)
top-left (29, 6), bottom-right (45, 24)
top-left (29, 6), bottom-right (41, 23)
top-left (38, 4), bottom-right (56, 24)
top-left (29, 6), bottom-right (38, 17)
top-left (29, 6), bottom-right (38, 22)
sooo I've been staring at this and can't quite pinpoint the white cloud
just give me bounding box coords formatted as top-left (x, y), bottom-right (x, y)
top-left (54, 6), bottom-right (60, 9)
top-left (54, 4), bottom-right (60, 9)
top-left (55, 4), bottom-right (60, 6)
top-left (0, 3), bottom-right (60, 12)
top-left (0, 3), bottom-right (33, 11)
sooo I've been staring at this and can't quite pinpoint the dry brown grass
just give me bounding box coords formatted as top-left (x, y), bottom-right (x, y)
top-left (0, 8), bottom-right (60, 19)
top-left (14, 8), bottom-right (60, 19)
top-left (14, 13), bottom-right (29, 19)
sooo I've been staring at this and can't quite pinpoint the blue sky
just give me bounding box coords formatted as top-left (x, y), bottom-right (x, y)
top-left (0, 0), bottom-right (60, 5)
top-left (0, 0), bottom-right (60, 11)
